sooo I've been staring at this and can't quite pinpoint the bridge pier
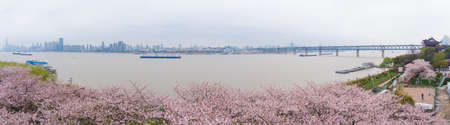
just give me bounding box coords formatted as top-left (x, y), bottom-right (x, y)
top-left (304, 48), bottom-right (308, 55)
top-left (336, 49), bottom-right (339, 56)
top-left (411, 49), bottom-right (416, 54)
top-left (381, 50), bottom-right (385, 58)
top-left (319, 49), bottom-right (322, 56)
top-left (356, 49), bottom-right (360, 57)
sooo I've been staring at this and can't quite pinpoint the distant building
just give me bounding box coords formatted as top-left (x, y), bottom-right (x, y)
top-left (101, 41), bottom-right (105, 50)
top-left (64, 45), bottom-right (84, 52)
top-left (107, 41), bottom-right (127, 52)
top-left (117, 41), bottom-right (126, 52)
top-left (57, 37), bottom-right (64, 51)
top-left (422, 37), bottom-right (440, 47)
top-left (44, 41), bottom-right (59, 51)
top-left (3, 38), bottom-right (8, 51)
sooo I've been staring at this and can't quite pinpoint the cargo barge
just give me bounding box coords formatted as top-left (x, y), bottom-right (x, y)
top-left (12, 52), bottom-right (32, 56)
top-left (140, 56), bottom-right (181, 59)
top-left (335, 63), bottom-right (375, 74)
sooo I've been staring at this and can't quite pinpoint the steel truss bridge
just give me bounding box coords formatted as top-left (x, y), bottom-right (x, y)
top-left (256, 45), bottom-right (424, 57)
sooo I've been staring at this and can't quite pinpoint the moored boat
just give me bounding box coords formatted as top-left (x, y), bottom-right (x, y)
top-left (12, 52), bottom-right (32, 56)
top-left (140, 56), bottom-right (181, 59)
top-left (25, 60), bottom-right (56, 73)
top-left (299, 54), bottom-right (317, 57)
top-left (335, 63), bottom-right (376, 74)
top-left (320, 53), bottom-right (333, 55)
top-left (26, 60), bottom-right (48, 65)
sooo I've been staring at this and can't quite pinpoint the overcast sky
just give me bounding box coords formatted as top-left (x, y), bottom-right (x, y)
top-left (1, 0), bottom-right (449, 46)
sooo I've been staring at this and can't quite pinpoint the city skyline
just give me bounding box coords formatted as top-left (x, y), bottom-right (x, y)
top-left (1, 0), bottom-right (450, 45)
top-left (0, 36), bottom-right (442, 55)
top-left (2, 35), bottom-right (450, 48)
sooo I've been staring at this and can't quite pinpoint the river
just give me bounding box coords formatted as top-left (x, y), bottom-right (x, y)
top-left (0, 51), bottom-right (407, 95)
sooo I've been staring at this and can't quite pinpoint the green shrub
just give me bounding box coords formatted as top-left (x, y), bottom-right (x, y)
top-left (432, 52), bottom-right (446, 68)
top-left (444, 48), bottom-right (450, 59)
top-left (411, 78), bottom-right (437, 86)
top-left (436, 72), bottom-right (443, 82)
top-left (371, 87), bottom-right (384, 93)
top-left (30, 66), bottom-right (56, 81)
top-left (393, 85), bottom-right (415, 105)
top-left (380, 57), bottom-right (393, 68)
top-left (0, 61), bottom-right (28, 67)
top-left (407, 72), bottom-right (442, 87)
top-left (392, 54), bottom-right (418, 66)
top-left (419, 47), bottom-right (436, 62)
top-left (347, 69), bottom-right (398, 90)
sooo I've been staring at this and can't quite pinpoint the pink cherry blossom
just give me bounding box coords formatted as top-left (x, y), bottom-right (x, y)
top-left (0, 66), bottom-right (445, 124)
top-left (401, 59), bottom-right (436, 82)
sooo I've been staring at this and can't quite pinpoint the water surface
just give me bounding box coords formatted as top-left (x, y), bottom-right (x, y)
top-left (0, 51), bottom-right (406, 95)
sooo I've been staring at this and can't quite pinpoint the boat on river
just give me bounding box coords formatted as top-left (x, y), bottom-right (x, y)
top-left (320, 53), bottom-right (333, 55)
top-left (335, 63), bottom-right (375, 74)
top-left (140, 56), bottom-right (181, 59)
top-left (299, 54), bottom-right (317, 57)
top-left (12, 52), bottom-right (32, 56)
top-left (26, 60), bottom-right (48, 65)
top-left (25, 60), bottom-right (56, 73)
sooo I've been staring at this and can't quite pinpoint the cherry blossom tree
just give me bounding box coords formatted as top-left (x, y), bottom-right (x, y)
top-left (0, 66), bottom-right (445, 124)
top-left (0, 67), bottom-right (165, 124)
top-left (400, 59), bottom-right (436, 82)
top-left (166, 83), bottom-right (444, 124)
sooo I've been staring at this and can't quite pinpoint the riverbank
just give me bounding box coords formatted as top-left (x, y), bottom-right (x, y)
top-left (0, 61), bottom-right (56, 81)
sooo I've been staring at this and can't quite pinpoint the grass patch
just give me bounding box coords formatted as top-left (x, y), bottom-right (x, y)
top-left (0, 61), bottom-right (56, 81)
top-left (347, 68), bottom-right (415, 105)
top-left (0, 61), bottom-right (29, 67)
top-left (347, 69), bottom-right (399, 90)
top-left (384, 75), bottom-right (401, 88)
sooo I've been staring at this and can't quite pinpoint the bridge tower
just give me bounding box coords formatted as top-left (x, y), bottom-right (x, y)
top-left (335, 49), bottom-right (339, 56)
top-left (356, 49), bottom-right (360, 57)
top-left (304, 48), bottom-right (308, 55)
top-left (381, 49), bottom-right (385, 58)
top-left (319, 46), bottom-right (322, 56)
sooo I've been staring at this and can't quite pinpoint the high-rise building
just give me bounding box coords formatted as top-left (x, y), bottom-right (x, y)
top-left (58, 37), bottom-right (64, 51)
top-left (3, 38), bottom-right (8, 51)
top-left (101, 41), bottom-right (105, 50)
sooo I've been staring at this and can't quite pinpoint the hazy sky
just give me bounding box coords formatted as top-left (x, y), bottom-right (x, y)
top-left (1, 0), bottom-right (449, 46)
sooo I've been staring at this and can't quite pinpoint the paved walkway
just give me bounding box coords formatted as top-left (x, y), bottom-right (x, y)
top-left (378, 74), bottom-right (400, 88)
top-left (436, 86), bottom-right (450, 123)
top-left (403, 87), bottom-right (434, 104)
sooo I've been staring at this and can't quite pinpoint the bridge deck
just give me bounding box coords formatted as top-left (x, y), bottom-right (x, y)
top-left (292, 45), bottom-right (423, 50)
